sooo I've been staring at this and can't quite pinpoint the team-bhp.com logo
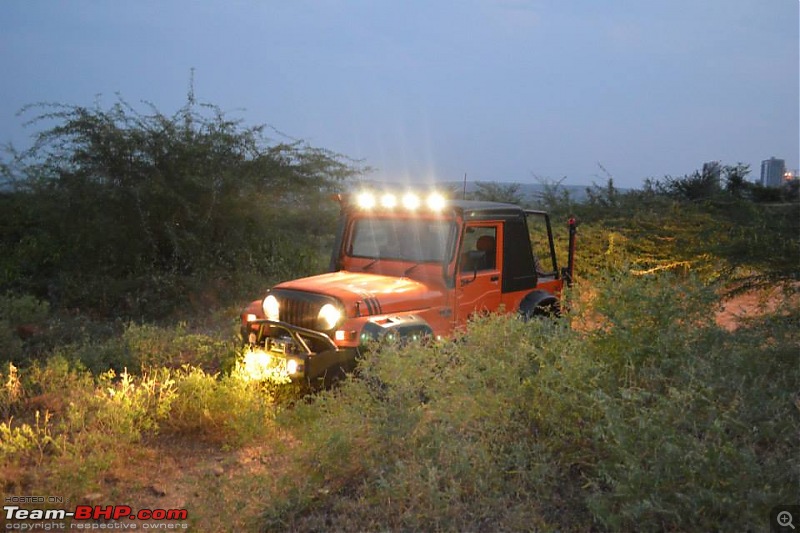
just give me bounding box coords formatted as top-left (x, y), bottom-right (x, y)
top-left (4, 504), bottom-right (188, 529)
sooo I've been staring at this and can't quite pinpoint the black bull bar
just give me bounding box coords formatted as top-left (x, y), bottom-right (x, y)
top-left (245, 319), bottom-right (357, 381)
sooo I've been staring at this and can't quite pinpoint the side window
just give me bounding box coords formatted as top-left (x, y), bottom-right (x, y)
top-left (526, 215), bottom-right (555, 275)
top-left (461, 226), bottom-right (498, 271)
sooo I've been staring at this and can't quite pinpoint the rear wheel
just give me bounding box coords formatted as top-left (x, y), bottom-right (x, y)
top-left (519, 290), bottom-right (561, 320)
top-left (520, 303), bottom-right (560, 320)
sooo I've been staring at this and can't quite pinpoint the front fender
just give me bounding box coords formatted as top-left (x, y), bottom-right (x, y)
top-left (359, 314), bottom-right (433, 342)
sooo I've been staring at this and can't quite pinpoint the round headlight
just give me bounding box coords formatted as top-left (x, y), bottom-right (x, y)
top-left (262, 295), bottom-right (279, 321)
top-left (318, 303), bottom-right (342, 330)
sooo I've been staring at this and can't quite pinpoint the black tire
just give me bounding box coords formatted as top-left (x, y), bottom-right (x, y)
top-left (321, 365), bottom-right (348, 389)
top-left (519, 290), bottom-right (561, 320)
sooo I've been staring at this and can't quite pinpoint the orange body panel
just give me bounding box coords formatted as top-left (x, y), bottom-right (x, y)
top-left (240, 197), bottom-right (575, 382)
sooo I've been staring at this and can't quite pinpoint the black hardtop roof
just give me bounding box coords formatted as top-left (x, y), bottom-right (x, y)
top-left (446, 199), bottom-right (523, 213)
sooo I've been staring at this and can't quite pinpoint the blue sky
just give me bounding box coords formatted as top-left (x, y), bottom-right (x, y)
top-left (1, 1), bottom-right (797, 188)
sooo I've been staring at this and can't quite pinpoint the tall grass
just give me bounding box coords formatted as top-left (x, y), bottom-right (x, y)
top-left (0, 342), bottom-right (276, 499)
top-left (264, 272), bottom-right (799, 531)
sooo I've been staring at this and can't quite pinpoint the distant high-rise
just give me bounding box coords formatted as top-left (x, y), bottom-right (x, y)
top-left (760, 157), bottom-right (786, 188)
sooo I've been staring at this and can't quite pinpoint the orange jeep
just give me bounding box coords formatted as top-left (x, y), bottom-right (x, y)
top-left (241, 191), bottom-right (577, 385)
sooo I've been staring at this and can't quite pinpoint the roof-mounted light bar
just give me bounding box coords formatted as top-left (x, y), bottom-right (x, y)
top-left (355, 191), bottom-right (376, 209)
top-left (401, 192), bottom-right (420, 210)
top-left (354, 191), bottom-right (447, 212)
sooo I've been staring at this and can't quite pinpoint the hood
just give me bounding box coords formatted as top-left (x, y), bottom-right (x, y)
top-left (275, 271), bottom-right (445, 316)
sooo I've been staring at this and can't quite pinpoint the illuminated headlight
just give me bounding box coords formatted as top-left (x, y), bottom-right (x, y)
top-left (427, 192), bottom-right (446, 211)
top-left (402, 192), bottom-right (420, 210)
top-left (318, 303), bottom-right (343, 330)
top-left (262, 295), bottom-right (279, 321)
top-left (356, 192), bottom-right (376, 209)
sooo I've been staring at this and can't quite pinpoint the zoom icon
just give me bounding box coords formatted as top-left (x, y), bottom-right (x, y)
top-left (772, 506), bottom-right (800, 532)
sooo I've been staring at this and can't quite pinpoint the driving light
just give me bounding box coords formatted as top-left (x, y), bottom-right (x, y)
top-left (262, 295), bottom-right (279, 321)
top-left (380, 193), bottom-right (397, 208)
top-left (286, 359), bottom-right (299, 375)
top-left (402, 192), bottom-right (420, 210)
top-left (427, 192), bottom-right (446, 211)
top-left (356, 192), bottom-right (376, 209)
top-left (318, 303), bottom-right (343, 330)
top-left (242, 349), bottom-right (272, 381)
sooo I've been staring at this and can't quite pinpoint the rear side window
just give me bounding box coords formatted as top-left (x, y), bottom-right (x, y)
top-left (503, 216), bottom-right (538, 293)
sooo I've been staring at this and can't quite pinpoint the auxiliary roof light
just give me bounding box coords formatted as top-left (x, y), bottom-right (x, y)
top-left (353, 190), bottom-right (446, 211)
top-left (380, 193), bottom-right (397, 209)
top-left (356, 191), bottom-right (376, 209)
top-left (402, 192), bottom-right (421, 210)
top-left (427, 192), bottom-right (446, 211)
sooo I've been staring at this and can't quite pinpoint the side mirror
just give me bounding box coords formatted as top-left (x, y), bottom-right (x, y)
top-left (467, 249), bottom-right (486, 267)
top-left (461, 250), bottom-right (485, 285)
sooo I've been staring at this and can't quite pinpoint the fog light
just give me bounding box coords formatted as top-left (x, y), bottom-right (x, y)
top-left (243, 350), bottom-right (272, 381)
top-left (286, 359), bottom-right (299, 375)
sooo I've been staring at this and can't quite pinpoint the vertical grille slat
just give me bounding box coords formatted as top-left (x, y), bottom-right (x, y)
top-left (273, 289), bottom-right (335, 331)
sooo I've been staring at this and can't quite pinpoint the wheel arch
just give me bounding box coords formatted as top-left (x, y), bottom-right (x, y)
top-left (518, 290), bottom-right (561, 319)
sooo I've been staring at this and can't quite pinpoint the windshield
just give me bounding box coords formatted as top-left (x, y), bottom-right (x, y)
top-left (349, 217), bottom-right (456, 263)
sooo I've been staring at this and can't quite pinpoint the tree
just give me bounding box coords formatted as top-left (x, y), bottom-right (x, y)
top-left (654, 169), bottom-right (721, 201)
top-left (0, 95), bottom-right (364, 316)
top-left (470, 181), bottom-right (525, 204)
top-left (723, 163), bottom-right (750, 198)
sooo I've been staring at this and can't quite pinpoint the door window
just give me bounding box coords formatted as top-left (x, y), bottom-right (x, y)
top-left (461, 226), bottom-right (498, 271)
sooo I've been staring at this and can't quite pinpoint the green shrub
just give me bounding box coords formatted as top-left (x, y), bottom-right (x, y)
top-left (1, 95), bottom-right (361, 319)
top-left (122, 322), bottom-right (233, 372)
top-left (264, 273), bottom-right (799, 531)
top-left (0, 293), bottom-right (49, 364)
top-left (0, 293), bottom-right (50, 325)
top-left (164, 364), bottom-right (275, 447)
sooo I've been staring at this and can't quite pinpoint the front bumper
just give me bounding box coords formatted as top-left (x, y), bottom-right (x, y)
top-left (244, 319), bottom-right (358, 382)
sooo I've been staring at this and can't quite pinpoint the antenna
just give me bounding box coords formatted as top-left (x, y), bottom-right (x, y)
top-left (462, 173), bottom-right (467, 200)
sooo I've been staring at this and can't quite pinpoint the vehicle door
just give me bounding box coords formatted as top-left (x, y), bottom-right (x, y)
top-left (455, 222), bottom-right (503, 323)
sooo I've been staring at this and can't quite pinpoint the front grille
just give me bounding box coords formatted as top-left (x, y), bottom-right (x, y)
top-left (271, 289), bottom-right (335, 331)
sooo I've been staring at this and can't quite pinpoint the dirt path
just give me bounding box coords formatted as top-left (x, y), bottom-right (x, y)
top-left (92, 433), bottom-right (296, 531)
top-left (715, 287), bottom-right (795, 331)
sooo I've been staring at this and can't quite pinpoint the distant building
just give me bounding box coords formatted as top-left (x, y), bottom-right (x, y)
top-left (760, 157), bottom-right (786, 188)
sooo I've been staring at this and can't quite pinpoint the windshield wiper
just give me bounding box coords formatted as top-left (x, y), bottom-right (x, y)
top-left (362, 258), bottom-right (380, 271)
top-left (403, 262), bottom-right (422, 277)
